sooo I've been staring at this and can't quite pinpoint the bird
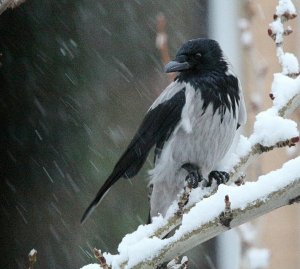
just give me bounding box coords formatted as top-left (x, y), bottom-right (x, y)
top-left (81, 38), bottom-right (247, 224)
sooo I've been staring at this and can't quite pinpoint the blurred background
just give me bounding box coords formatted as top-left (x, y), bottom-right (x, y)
top-left (0, 1), bottom-right (299, 269)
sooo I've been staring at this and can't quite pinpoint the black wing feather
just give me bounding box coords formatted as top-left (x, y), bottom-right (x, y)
top-left (81, 88), bottom-right (186, 223)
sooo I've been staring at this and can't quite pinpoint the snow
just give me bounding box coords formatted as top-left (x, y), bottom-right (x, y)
top-left (280, 52), bottom-right (299, 75)
top-left (269, 20), bottom-right (284, 43)
top-left (246, 248), bottom-right (270, 269)
top-left (271, 73), bottom-right (300, 109)
top-left (80, 157), bottom-right (300, 269)
top-left (275, 0), bottom-right (296, 16)
top-left (249, 109), bottom-right (298, 147)
top-left (108, 237), bottom-right (167, 269)
top-left (29, 248), bottom-right (37, 256)
top-left (117, 215), bottom-right (167, 253)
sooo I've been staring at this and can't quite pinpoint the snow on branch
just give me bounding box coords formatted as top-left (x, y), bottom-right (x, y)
top-left (123, 158), bottom-right (300, 269)
top-left (81, 1), bottom-right (300, 268)
top-left (83, 158), bottom-right (300, 269)
top-left (28, 249), bottom-right (37, 269)
top-left (0, 0), bottom-right (25, 15)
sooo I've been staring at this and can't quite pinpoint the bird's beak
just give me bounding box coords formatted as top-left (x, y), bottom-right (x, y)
top-left (164, 60), bottom-right (191, 73)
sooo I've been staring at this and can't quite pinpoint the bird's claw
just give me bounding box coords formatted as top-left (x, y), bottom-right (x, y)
top-left (185, 171), bottom-right (199, 189)
top-left (208, 171), bottom-right (230, 186)
top-left (182, 163), bottom-right (202, 189)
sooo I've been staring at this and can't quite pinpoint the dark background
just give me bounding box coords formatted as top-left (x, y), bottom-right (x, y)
top-left (0, 1), bottom-right (215, 268)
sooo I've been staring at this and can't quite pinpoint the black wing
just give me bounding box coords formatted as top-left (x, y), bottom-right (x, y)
top-left (81, 87), bottom-right (186, 223)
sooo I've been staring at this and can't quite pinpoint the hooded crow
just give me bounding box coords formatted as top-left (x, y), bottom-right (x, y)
top-left (81, 38), bottom-right (246, 224)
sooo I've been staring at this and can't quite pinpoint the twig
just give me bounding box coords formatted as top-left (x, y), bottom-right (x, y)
top-left (28, 249), bottom-right (37, 269)
top-left (94, 248), bottom-right (111, 269)
top-left (219, 195), bottom-right (233, 228)
top-left (268, 0), bottom-right (299, 77)
top-left (176, 186), bottom-right (192, 217)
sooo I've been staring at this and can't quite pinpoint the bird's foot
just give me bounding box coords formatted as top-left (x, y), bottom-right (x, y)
top-left (177, 163), bottom-right (203, 216)
top-left (185, 171), bottom-right (200, 189)
top-left (207, 170), bottom-right (230, 187)
top-left (181, 163), bottom-right (204, 189)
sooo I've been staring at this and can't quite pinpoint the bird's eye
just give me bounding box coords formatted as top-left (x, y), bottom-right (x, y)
top-left (195, 53), bottom-right (202, 60)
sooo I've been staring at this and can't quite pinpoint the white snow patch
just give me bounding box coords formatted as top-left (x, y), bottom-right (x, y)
top-left (271, 73), bottom-right (300, 109)
top-left (249, 109), bottom-right (298, 147)
top-left (117, 215), bottom-right (167, 253)
top-left (280, 53), bottom-right (299, 75)
top-left (235, 135), bottom-right (252, 158)
top-left (105, 237), bottom-right (167, 269)
top-left (29, 248), bottom-right (37, 256)
top-left (276, 0), bottom-right (296, 16)
top-left (269, 19), bottom-right (284, 43)
top-left (187, 186), bottom-right (215, 207)
top-left (246, 248), bottom-right (270, 269)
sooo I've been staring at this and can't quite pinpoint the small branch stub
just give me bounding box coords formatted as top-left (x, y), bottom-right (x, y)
top-left (94, 248), bottom-right (111, 269)
top-left (274, 12), bottom-right (297, 21)
top-left (234, 174), bottom-right (246, 186)
top-left (219, 195), bottom-right (233, 228)
top-left (28, 249), bottom-right (37, 269)
top-left (258, 136), bottom-right (299, 154)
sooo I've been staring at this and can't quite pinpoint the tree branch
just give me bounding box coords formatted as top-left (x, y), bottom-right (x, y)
top-left (104, 158), bottom-right (300, 269)
top-left (0, 0), bottom-right (25, 15)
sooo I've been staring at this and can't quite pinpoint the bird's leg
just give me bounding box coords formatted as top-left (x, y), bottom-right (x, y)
top-left (181, 163), bottom-right (204, 189)
top-left (177, 163), bottom-right (203, 216)
top-left (207, 170), bottom-right (230, 187)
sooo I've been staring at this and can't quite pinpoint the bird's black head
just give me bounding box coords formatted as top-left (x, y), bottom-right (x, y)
top-left (165, 38), bottom-right (228, 74)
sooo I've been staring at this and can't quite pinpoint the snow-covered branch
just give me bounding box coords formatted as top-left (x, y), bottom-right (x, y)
top-left (0, 0), bottom-right (25, 15)
top-left (121, 158), bottom-right (300, 269)
top-left (83, 158), bottom-right (300, 269)
top-left (28, 249), bottom-right (37, 269)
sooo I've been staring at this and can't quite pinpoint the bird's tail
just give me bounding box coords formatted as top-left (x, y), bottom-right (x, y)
top-left (80, 170), bottom-right (122, 224)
